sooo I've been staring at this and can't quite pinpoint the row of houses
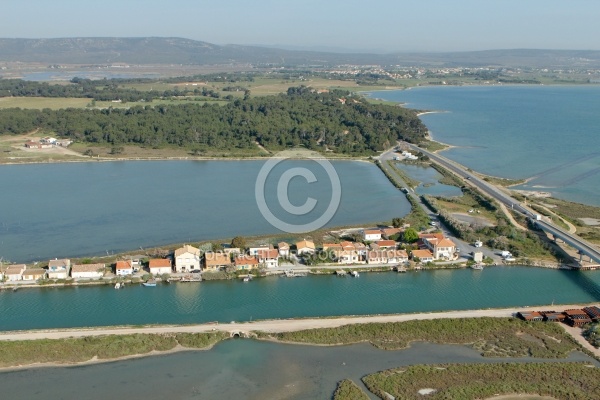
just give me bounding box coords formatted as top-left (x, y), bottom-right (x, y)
top-left (517, 306), bottom-right (600, 327)
top-left (1, 229), bottom-right (458, 281)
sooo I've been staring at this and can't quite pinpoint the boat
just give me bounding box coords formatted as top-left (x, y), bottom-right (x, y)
top-left (351, 271), bottom-right (359, 277)
top-left (243, 276), bottom-right (251, 282)
top-left (396, 265), bottom-right (407, 273)
top-left (471, 264), bottom-right (484, 270)
top-left (142, 279), bottom-right (157, 287)
top-left (114, 282), bottom-right (121, 289)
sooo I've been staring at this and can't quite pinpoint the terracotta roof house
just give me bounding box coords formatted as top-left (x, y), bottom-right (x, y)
top-left (234, 255), bottom-right (260, 270)
top-left (381, 227), bottom-right (401, 238)
top-left (362, 229), bottom-right (382, 241)
top-left (174, 244), bottom-right (201, 272)
top-left (204, 252), bottom-right (231, 271)
top-left (564, 309), bottom-right (592, 327)
top-left (296, 240), bottom-right (316, 255)
top-left (411, 249), bottom-right (434, 263)
top-left (257, 249), bottom-right (279, 268)
top-left (376, 240), bottom-right (397, 249)
top-left (149, 259), bottom-right (172, 275)
top-left (71, 263), bottom-right (105, 279)
top-left (115, 260), bottom-right (133, 276)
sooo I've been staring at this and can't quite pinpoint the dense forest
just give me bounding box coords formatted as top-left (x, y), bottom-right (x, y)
top-left (0, 87), bottom-right (426, 155)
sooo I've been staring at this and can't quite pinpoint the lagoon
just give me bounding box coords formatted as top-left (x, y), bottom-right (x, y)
top-left (0, 339), bottom-right (596, 400)
top-left (0, 160), bottom-right (410, 263)
top-left (369, 85), bottom-right (600, 206)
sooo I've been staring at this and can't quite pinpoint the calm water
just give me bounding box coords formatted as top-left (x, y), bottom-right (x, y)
top-left (395, 162), bottom-right (463, 197)
top-left (0, 160), bottom-right (410, 263)
top-left (2, 267), bottom-right (600, 331)
top-left (0, 339), bottom-right (595, 400)
top-left (369, 85), bottom-right (600, 205)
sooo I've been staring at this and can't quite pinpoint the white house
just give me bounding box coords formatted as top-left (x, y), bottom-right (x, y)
top-left (3, 264), bottom-right (26, 281)
top-left (334, 250), bottom-right (361, 264)
top-left (174, 245), bottom-right (201, 272)
top-left (278, 242), bottom-right (290, 257)
top-left (296, 240), bottom-right (316, 255)
top-left (47, 259), bottom-right (71, 279)
top-left (411, 249), bottom-right (434, 263)
top-left (257, 249), bottom-right (279, 268)
top-left (248, 244), bottom-right (272, 256)
top-left (71, 263), bottom-right (105, 279)
top-left (363, 229), bottom-right (382, 241)
top-left (149, 259), bottom-right (172, 275)
top-left (421, 236), bottom-right (456, 260)
top-left (115, 260), bottom-right (133, 276)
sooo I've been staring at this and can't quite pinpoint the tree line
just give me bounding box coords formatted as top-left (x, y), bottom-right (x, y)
top-left (0, 87), bottom-right (426, 155)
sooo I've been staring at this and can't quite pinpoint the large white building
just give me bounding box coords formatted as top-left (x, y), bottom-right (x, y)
top-left (174, 245), bottom-right (201, 272)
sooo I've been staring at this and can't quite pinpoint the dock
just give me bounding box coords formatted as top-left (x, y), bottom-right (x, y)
top-left (179, 275), bottom-right (202, 282)
top-left (284, 270), bottom-right (307, 277)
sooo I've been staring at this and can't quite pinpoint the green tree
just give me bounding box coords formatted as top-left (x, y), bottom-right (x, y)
top-left (231, 236), bottom-right (246, 250)
top-left (392, 217), bottom-right (405, 228)
top-left (402, 227), bottom-right (419, 243)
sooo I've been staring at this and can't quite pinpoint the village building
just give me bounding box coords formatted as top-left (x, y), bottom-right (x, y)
top-left (22, 268), bottom-right (47, 281)
top-left (296, 240), bottom-right (316, 255)
top-left (381, 227), bottom-right (402, 239)
top-left (277, 242), bottom-right (290, 257)
top-left (248, 244), bottom-right (272, 256)
top-left (71, 263), bottom-right (105, 279)
top-left (257, 249), bottom-right (279, 268)
top-left (234, 255), bottom-right (259, 270)
top-left (3, 264), bottom-right (26, 281)
top-left (174, 245), bottom-right (201, 272)
top-left (411, 249), bottom-right (434, 263)
top-left (322, 243), bottom-right (343, 251)
top-left (47, 258), bottom-right (71, 279)
top-left (204, 252), bottom-right (231, 271)
top-left (363, 229), bottom-right (382, 241)
top-left (366, 250), bottom-right (409, 264)
top-left (420, 234), bottom-right (456, 260)
top-left (115, 260), bottom-right (133, 276)
top-left (334, 250), bottom-right (360, 264)
top-left (127, 255), bottom-right (145, 273)
top-left (376, 240), bottom-right (396, 250)
top-left (148, 259), bottom-right (172, 275)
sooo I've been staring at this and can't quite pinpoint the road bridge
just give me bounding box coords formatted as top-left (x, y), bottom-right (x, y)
top-left (404, 143), bottom-right (600, 265)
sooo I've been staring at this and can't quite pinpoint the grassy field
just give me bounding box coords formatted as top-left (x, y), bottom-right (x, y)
top-left (332, 379), bottom-right (370, 400)
top-left (258, 317), bottom-right (581, 358)
top-left (362, 362), bottom-right (599, 400)
top-left (0, 332), bottom-right (229, 368)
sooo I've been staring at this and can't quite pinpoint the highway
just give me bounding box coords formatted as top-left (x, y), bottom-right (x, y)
top-left (403, 143), bottom-right (600, 264)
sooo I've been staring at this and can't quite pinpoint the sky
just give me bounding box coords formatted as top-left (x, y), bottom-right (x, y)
top-left (2, 0), bottom-right (600, 53)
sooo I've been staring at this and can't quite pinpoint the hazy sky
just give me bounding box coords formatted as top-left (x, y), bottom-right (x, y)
top-left (2, 0), bottom-right (599, 52)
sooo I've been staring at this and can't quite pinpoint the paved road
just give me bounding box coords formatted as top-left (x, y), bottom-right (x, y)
top-left (377, 148), bottom-right (499, 262)
top-left (405, 143), bottom-right (600, 264)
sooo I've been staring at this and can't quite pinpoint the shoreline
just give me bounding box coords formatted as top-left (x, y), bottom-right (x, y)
top-left (1, 302), bottom-right (598, 371)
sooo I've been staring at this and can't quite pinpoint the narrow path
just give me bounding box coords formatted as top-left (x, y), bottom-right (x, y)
top-left (559, 324), bottom-right (600, 358)
top-left (0, 303), bottom-right (596, 341)
top-left (498, 202), bottom-right (528, 231)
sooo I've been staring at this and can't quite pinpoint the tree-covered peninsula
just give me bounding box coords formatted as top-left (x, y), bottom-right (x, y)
top-left (0, 87), bottom-right (426, 155)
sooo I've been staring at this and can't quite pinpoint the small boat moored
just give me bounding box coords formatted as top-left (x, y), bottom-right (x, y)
top-left (114, 282), bottom-right (121, 289)
top-left (142, 279), bottom-right (157, 287)
top-left (471, 264), bottom-right (484, 270)
top-left (351, 271), bottom-right (359, 277)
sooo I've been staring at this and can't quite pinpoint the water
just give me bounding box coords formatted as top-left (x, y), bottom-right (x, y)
top-left (2, 267), bottom-right (600, 331)
top-left (0, 160), bottom-right (410, 263)
top-left (0, 339), bottom-right (595, 399)
top-left (394, 162), bottom-right (463, 197)
top-left (369, 85), bottom-right (600, 205)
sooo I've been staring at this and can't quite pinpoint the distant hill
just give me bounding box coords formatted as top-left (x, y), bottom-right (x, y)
top-left (1, 37), bottom-right (600, 68)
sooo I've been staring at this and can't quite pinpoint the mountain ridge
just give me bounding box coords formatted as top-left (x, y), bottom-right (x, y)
top-left (1, 37), bottom-right (600, 67)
